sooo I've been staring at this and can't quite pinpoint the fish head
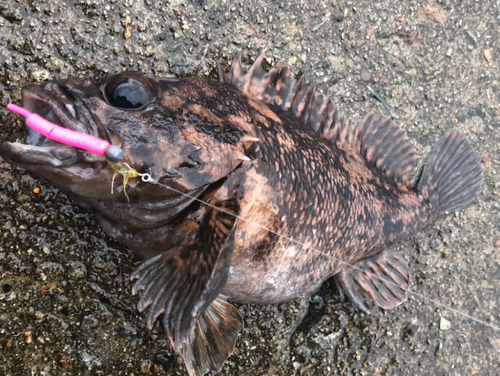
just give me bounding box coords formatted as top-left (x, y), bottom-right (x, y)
top-left (0, 72), bottom-right (250, 228)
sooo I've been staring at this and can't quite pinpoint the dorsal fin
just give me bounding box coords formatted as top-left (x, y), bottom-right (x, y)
top-left (218, 52), bottom-right (348, 141)
top-left (218, 52), bottom-right (416, 187)
top-left (354, 113), bottom-right (417, 186)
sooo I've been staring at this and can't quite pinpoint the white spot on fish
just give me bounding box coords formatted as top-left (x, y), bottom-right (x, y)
top-left (65, 103), bottom-right (76, 117)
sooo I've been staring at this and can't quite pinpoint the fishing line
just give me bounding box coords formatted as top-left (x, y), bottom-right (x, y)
top-left (136, 171), bottom-right (500, 333)
top-left (6, 101), bottom-right (497, 332)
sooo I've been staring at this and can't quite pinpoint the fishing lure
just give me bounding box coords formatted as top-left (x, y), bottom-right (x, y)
top-left (7, 103), bottom-right (123, 162)
top-left (7, 103), bottom-right (149, 200)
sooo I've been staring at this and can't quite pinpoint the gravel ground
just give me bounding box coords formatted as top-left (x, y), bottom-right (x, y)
top-left (0, 1), bottom-right (499, 375)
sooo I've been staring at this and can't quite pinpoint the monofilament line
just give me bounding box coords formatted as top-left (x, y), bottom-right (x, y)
top-left (142, 174), bottom-right (500, 332)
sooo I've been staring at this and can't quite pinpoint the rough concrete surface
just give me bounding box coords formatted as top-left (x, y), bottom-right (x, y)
top-left (0, 0), bottom-right (499, 375)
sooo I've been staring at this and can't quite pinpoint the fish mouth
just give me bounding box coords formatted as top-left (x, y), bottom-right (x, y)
top-left (0, 76), bottom-right (210, 228)
top-left (0, 78), bottom-right (107, 167)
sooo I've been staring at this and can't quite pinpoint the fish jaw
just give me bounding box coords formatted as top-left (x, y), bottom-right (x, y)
top-left (0, 77), bottom-right (119, 199)
top-left (0, 72), bottom-right (254, 230)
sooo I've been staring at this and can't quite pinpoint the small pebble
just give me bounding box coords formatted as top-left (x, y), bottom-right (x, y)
top-left (484, 48), bottom-right (493, 62)
top-left (439, 317), bottom-right (451, 331)
top-left (360, 65), bottom-right (371, 82)
top-left (141, 360), bottom-right (152, 374)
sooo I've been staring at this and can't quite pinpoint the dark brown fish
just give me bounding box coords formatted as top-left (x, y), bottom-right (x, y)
top-left (0, 52), bottom-right (483, 376)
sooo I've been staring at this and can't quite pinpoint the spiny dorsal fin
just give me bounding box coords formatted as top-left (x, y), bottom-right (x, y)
top-left (219, 52), bottom-right (416, 187)
top-left (355, 113), bottom-right (417, 187)
top-left (218, 51), bottom-right (348, 142)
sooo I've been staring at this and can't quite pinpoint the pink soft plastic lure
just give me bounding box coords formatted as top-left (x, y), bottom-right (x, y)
top-left (7, 103), bottom-right (123, 162)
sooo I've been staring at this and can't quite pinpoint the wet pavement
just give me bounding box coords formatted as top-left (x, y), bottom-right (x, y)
top-left (0, 1), bottom-right (499, 375)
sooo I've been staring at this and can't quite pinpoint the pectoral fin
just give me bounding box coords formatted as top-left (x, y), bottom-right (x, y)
top-left (182, 298), bottom-right (243, 376)
top-left (335, 250), bottom-right (409, 314)
top-left (131, 198), bottom-right (241, 372)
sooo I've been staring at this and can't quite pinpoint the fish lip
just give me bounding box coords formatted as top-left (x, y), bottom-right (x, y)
top-left (24, 80), bottom-right (104, 140)
top-left (2, 79), bottom-right (107, 166)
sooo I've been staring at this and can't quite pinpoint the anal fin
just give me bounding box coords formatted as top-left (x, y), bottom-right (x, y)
top-left (182, 298), bottom-right (243, 376)
top-left (335, 250), bottom-right (409, 314)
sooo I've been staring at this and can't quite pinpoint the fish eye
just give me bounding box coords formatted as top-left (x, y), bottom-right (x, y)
top-left (104, 78), bottom-right (153, 110)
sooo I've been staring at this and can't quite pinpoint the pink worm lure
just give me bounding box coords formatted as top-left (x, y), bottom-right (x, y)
top-left (7, 103), bottom-right (123, 162)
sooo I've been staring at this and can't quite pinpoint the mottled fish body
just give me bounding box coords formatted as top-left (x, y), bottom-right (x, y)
top-left (0, 52), bottom-right (483, 376)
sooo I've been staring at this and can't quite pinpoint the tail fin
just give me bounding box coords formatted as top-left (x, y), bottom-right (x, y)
top-left (418, 129), bottom-right (483, 221)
